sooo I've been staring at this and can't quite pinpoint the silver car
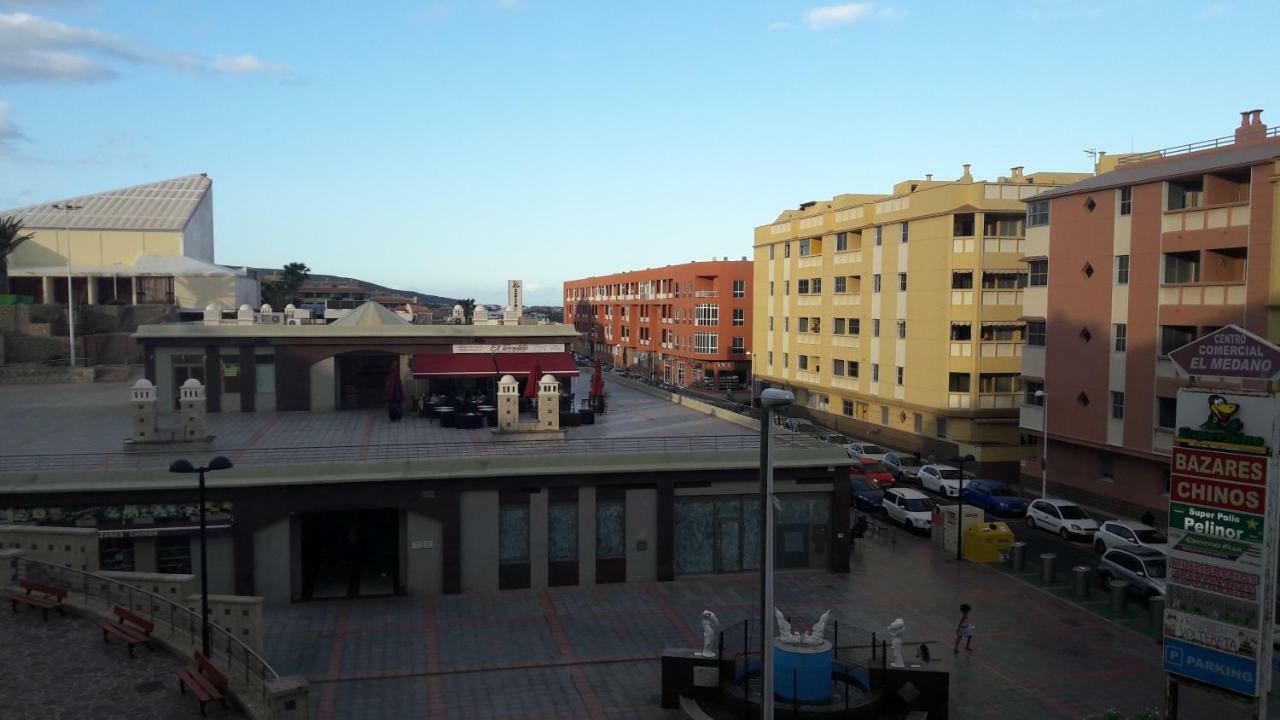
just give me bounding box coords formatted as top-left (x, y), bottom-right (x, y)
top-left (1098, 547), bottom-right (1167, 598)
top-left (883, 452), bottom-right (924, 483)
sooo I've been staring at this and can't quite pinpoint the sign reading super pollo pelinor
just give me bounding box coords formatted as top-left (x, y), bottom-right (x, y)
top-left (1164, 360), bottom-right (1280, 708)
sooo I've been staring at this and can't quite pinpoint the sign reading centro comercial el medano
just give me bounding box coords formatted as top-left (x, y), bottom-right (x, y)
top-left (1163, 328), bottom-right (1280, 710)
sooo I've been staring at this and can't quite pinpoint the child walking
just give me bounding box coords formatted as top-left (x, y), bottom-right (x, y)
top-left (954, 603), bottom-right (975, 653)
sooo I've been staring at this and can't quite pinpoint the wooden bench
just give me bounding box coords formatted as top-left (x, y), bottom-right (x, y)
top-left (4, 579), bottom-right (67, 621)
top-left (177, 650), bottom-right (231, 717)
top-left (96, 605), bottom-right (154, 657)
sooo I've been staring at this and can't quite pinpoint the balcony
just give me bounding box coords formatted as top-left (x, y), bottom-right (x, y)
top-left (949, 342), bottom-right (973, 357)
top-left (797, 296), bottom-right (823, 307)
top-left (977, 392), bottom-right (1020, 409)
top-left (832, 336), bottom-right (860, 349)
top-left (797, 334), bottom-right (820, 345)
top-left (982, 290), bottom-right (1022, 306)
top-left (798, 257), bottom-right (823, 269)
top-left (983, 237), bottom-right (1024, 254)
top-left (952, 238), bottom-right (976, 254)
top-left (832, 377), bottom-right (859, 391)
top-left (661, 342), bottom-right (673, 349)
top-left (979, 341), bottom-right (1023, 358)
top-left (948, 392), bottom-right (972, 409)
top-left (694, 290), bottom-right (719, 298)
top-left (951, 290), bottom-right (974, 306)
top-left (833, 294), bottom-right (860, 306)
top-left (833, 250), bottom-right (862, 265)
top-left (796, 370), bottom-right (821, 384)
top-left (1161, 203), bottom-right (1250, 233)
top-left (1159, 283), bottom-right (1246, 306)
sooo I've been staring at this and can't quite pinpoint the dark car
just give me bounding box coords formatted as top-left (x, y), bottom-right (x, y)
top-left (850, 475), bottom-right (884, 512)
top-left (962, 479), bottom-right (1027, 516)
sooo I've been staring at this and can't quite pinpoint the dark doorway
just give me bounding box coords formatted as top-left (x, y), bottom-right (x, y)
top-left (338, 353), bottom-right (395, 409)
top-left (776, 523), bottom-right (810, 569)
top-left (299, 508), bottom-right (400, 600)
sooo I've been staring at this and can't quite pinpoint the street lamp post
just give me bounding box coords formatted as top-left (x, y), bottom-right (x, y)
top-left (949, 454), bottom-right (976, 563)
top-left (168, 456), bottom-right (234, 656)
top-left (51, 203), bottom-right (82, 367)
top-left (758, 387), bottom-right (794, 718)
top-left (1035, 389), bottom-right (1049, 498)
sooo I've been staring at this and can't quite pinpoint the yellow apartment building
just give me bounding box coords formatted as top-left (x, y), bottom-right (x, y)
top-left (752, 165), bottom-right (1090, 479)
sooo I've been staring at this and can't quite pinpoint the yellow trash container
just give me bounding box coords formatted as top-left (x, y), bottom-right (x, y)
top-left (963, 521), bottom-right (1015, 563)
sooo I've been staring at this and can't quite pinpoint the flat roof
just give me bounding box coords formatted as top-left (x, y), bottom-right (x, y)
top-left (0, 372), bottom-right (848, 493)
top-left (135, 321), bottom-right (579, 341)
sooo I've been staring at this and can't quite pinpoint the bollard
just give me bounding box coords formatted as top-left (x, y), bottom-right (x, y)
top-left (1073, 565), bottom-right (1091, 598)
top-left (1040, 553), bottom-right (1057, 585)
top-left (1011, 542), bottom-right (1026, 572)
top-left (1149, 594), bottom-right (1166, 629)
top-left (1109, 580), bottom-right (1129, 614)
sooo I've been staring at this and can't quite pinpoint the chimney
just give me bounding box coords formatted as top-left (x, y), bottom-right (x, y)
top-left (1235, 109), bottom-right (1267, 144)
top-left (960, 164), bottom-right (972, 182)
top-left (924, 173), bottom-right (933, 181)
top-left (1010, 166), bottom-right (1024, 180)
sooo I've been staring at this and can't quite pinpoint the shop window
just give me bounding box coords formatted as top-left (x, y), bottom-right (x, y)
top-left (596, 501), bottom-right (626, 559)
top-left (157, 536), bottom-right (192, 574)
top-left (100, 537), bottom-right (135, 572)
top-left (499, 503), bottom-right (530, 564)
top-left (548, 503), bottom-right (578, 562)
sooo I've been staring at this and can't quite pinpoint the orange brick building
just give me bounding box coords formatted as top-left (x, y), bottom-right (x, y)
top-left (563, 260), bottom-right (753, 389)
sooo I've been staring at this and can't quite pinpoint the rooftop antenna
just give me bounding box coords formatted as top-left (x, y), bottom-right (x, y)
top-left (1083, 147), bottom-right (1101, 171)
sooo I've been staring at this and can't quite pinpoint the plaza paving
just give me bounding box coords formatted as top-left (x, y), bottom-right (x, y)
top-left (0, 603), bottom-right (244, 719)
top-left (263, 523), bottom-right (1174, 720)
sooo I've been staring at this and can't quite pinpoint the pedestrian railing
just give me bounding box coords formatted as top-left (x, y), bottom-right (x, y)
top-left (0, 433), bottom-right (832, 474)
top-left (9, 556), bottom-right (279, 703)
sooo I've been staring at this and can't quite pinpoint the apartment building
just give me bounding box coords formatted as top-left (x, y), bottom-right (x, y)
top-left (563, 260), bottom-right (753, 389)
top-left (753, 166), bottom-right (1088, 479)
top-left (1019, 110), bottom-right (1280, 517)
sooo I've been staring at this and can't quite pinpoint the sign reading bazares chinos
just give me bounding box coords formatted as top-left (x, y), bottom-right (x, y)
top-left (1163, 325), bottom-right (1280, 706)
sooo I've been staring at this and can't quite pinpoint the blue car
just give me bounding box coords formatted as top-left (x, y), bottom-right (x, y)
top-left (850, 475), bottom-right (884, 512)
top-left (963, 479), bottom-right (1027, 516)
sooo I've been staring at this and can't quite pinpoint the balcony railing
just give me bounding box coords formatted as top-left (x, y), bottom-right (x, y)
top-left (1159, 283), bottom-right (1246, 306)
top-left (797, 334), bottom-right (820, 345)
top-left (977, 392), bottom-right (1020, 409)
top-left (1161, 204), bottom-right (1250, 232)
top-left (694, 290), bottom-right (719, 298)
top-left (797, 257), bottom-right (823, 269)
top-left (949, 342), bottom-right (973, 357)
top-left (979, 341), bottom-right (1023, 358)
top-left (833, 251), bottom-right (862, 265)
top-left (982, 290), bottom-right (1022, 306)
top-left (832, 335), bottom-right (860, 349)
top-left (1119, 125), bottom-right (1280, 164)
top-left (797, 296), bottom-right (823, 307)
top-left (948, 392), bottom-right (971, 409)
top-left (951, 290), bottom-right (974, 306)
top-left (982, 237), bottom-right (1024, 254)
top-left (952, 238), bottom-right (976, 254)
top-left (833, 294), bottom-right (860, 306)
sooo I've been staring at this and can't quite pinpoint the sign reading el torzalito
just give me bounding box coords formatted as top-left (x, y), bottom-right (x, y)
top-left (1168, 325), bottom-right (1280, 381)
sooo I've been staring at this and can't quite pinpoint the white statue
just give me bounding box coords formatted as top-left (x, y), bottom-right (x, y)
top-left (802, 610), bottom-right (831, 645)
top-left (698, 610), bottom-right (719, 657)
top-left (887, 617), bottom-right (905, 668)
top-left (774, 608), bottom-right (801, 643)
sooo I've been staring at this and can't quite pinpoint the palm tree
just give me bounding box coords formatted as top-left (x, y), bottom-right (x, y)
top-left (458, 298), bottom-right (476, 325)
top-left (261, 261), bottom-right (311, 307)
top-left (0, 216), bottom-right (34, 296)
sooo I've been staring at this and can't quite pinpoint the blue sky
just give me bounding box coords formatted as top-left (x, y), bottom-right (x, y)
top-left (1, 0), bottom-right (1276, 305)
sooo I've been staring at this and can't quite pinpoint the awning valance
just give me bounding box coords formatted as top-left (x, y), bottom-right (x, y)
top-left (494, 352), bottom-right (579, 377)
top-left (411, 352), bottom-right (580, 379)
top-left (411, 354), bottom-right (497, 377)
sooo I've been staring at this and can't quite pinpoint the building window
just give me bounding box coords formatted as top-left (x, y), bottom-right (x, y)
top-left (1027, 321), bottom-right (1046, 346)
top-left (1027, 200), bottom-right (1049, 227)
top-left (784, 317), bottom-right (789, 331)
top-left (732, 336), bottom-right (745, 354)
top-left (99, 538), bottom-right (135, 572)
top-left (255, 354), bottom-right (275, 394)
top-left (783, 353), bottom-right (789, 368)
top-left (1160, 325), bottom-right (1196, 355)
top-left (1028, 260), bottom-right (1048, 287)
top-left (1167, 178), bottom-right (1203, 211)
top-left (849, 318), bottom-right (861, 335)
top-left (769, 281), bottom-right (774, 295)
top-left (835, 276), bottom-right (847, 293)
top-left (900, 222), bottom-right (909, 243)
top-left (843, 399), bottom-right (854, 416)
top-left (833, 318), bottom-right (845, 334)
top-left (811, 278), bottom-right (822, 294)
top-left (768, 316), bottom-right (774, 331)
top-left (948, 372), bottom-right (970, 392)
top-left (872, 364), bottom-right (880, 382)
top-left (954, 213), bottom-right (975, 237)
top-left (596, 500), bottom-right (625, 559)
top-left (696, 304), bottom-right (719, 326)
top-left (549, 502), bottom-right (578, 562)
top-left (784, 281), bottom-right (790, 296)
top-left (872, 319), bottom-right (880, 338)
top-left (873, 274), bottom-right (881, 293)
top-left (797, 279), bottom-right (810, 295)
top-left (694, 332), bottom-right (718, 354)
top-left (979, 373), bottom-right (1021, 393)
top-left (1114, 324), bottom-right (1127, 352)
top-left (157, 536), bottom-right (192, 575)
top-left (1119, 187), bottom-right (1132, 216)
top-left (798, 317), bottom-right (809, 333)
top-left (836, 232), bottom-right (848, 251)
top-left (1024, 381), bottom-right (1044, 406)
top-left (1111, 391), bottom-right (1125, 420)
top-left (499, 501), bottom-right (531, 565)
top-left (784, 242), bottom-right (791, 258)
top-left (733, 308), bottom-right (744, 326)
top-left (1157, 397), bottom-right (1177, 429)
top-left (936, 417), bottom-right (947, 439)
top-left (769, 245), bottom-right (775, 260)
top-left (220, 355), bottom-right (241, 394)
top-left (799, 239), bottom-right (811, 257)
top-left (896, 366), bottom-right (904, 386)
top-left (950, 323), bottom-right (972, 341)
top-left (798, 355), bottom-right (809, 371)
top-left (1115, 255), bottom-right (1130, 284)
top-left (875, 226), bottom-right (883, 246)
top-left (896, 321), bottom-right (906, 339)
top-left (733, 280), bottom-right (745, 298)
top-left (881, 405), bottom-right (889, 425)
top-left (833, 359), bottom-right (845, 376)
top-left (1163, 251), bottom-right (1200, 284)
top-left (768, 351), bottom-right (773, 365)
top-left (898, 273), bottom-right (907, 291)
top-left (952, 271), bottom-right (973, 289)
top-left (1099, 453), bottom-right (1115, 480)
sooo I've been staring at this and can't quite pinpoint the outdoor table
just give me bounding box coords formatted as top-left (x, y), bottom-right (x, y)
top-left (458, 413), bottom-right (483, 430)
top-left (578, 409), bottom-right (595, 425)
top-left (438, 407), bottom-right (456, 428)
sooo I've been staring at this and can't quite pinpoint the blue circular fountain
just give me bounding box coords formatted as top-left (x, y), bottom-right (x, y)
top-left (773, 638), bottom-right (834, 703)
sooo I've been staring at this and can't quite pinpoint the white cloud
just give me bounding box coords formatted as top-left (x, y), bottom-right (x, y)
top-left (805, 3), bottom-right (873, 29)
top-left (213, 54), bottom-right (291, 76)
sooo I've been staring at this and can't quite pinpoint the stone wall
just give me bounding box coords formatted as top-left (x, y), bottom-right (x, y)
top-left (100, 570), bottom-right (195, 607)
top-left (188, 593), bottom-right (266, 653)
top-left (0, 334), bottom-right (78, 363)
top-left (0, 525), bottom-right (99, 571)
top-left (0, 366), bottom-right (95, 384)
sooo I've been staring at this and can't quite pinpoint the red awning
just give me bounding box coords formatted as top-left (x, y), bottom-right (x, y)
top-left (411, 354), bottom-right (497, 377)
top-left (494, 353), bottom-right (579, 377)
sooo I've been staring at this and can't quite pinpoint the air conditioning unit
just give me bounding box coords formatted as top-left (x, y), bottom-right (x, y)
top-left (286, 318), bottom-right (302, 326)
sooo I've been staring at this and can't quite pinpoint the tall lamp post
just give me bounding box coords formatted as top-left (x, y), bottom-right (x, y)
top-left (51, 203), bottom-right (82, 367)
top-left (949, 454), bottom-right (976, 562)
top-left (1034, 389), bottom-right (1049, 498)
top-left (169, 456), bottom-right (234, 656)
top-left (758, 387), bottom-right (794, 718)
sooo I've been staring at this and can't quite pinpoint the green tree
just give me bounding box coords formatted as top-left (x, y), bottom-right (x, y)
top-left (0, 216), bottom-right (34, 296)
top-left (261, 261), bottom-right (311, 307)
top-left (457, 298), bottom-right (476, 325)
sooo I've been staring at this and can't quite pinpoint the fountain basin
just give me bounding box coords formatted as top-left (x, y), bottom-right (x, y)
top-left (774, 639), bottom-right (833, 703)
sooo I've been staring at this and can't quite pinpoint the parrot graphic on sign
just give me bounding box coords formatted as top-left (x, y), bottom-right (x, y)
top-left (1200, 394), bottom-right (1243, 433)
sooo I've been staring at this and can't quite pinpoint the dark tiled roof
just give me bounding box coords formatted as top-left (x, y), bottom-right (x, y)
top-left (1030, 139), bottom-right (1280, 202)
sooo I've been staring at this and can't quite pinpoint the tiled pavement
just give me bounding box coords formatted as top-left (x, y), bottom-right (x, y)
top-left (0, 604), bottom-right (244, 719)
top-left (264, 526), bottom-right (1180, 720)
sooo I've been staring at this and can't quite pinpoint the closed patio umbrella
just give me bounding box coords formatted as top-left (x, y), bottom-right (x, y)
top-left (591, 359), bottom-right (604, 398)
top-left (386, 360), bottom-right (405, 421)
top-left (523, 361), bottom-right (542, 399)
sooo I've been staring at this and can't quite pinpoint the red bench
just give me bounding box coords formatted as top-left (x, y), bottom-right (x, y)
top-left (97, 605), bottom-right (154, 657)
top-left (5, 579), bottom-right (67, 621)
top-left (177, 650), bottom-right (231, 717)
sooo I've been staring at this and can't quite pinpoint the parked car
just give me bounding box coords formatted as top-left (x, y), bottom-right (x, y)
top-left (883, 488), bottom-right (934, 532)
top-left (846, 441), bottom-right (888, 461)
top-left (1026, 498), bottom-right (1099, 540)
top-left (962, 480), bottom-right (1027, 516)
top-left (851, 458), bottom-right (895, 487)
top-left (1094, 520), bottom-right (1169, 555)
top-left (918, 464), bottom-right (968, 497)
top-left (1097, 547), bottom-right (1167, 598)
top-left (849, 476), bottom-right (884, 512)
top-left (883, 452), bottom-right (924, 483)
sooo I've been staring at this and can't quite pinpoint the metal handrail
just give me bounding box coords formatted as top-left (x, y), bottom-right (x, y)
top-left (11, 556), bottom-right (279, 700)
top-left (1118, 125), bottom-right (1280, 164)
top-left (0, 433), bottom-right (830, 474)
